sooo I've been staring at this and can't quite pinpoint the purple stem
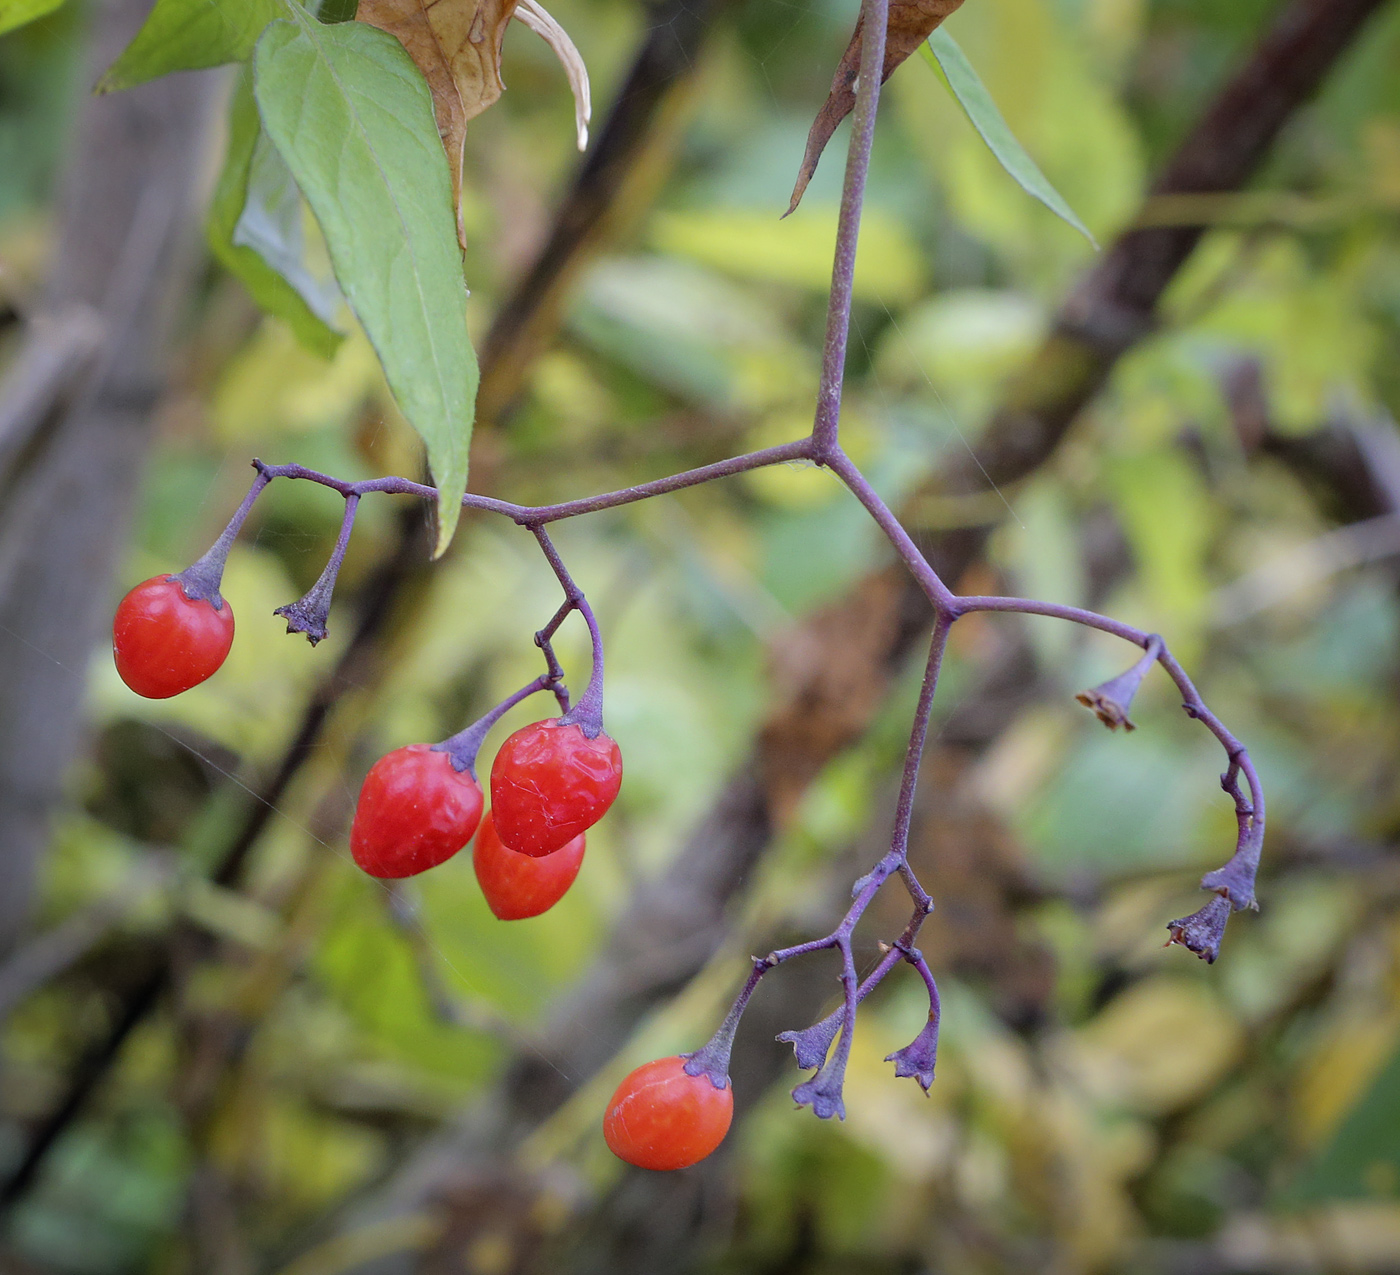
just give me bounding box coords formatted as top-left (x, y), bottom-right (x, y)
top-left (434, 674), bottom-right (562, 777)
top-left (779, 901), bottom-right (935, 1070)
top-left (273, 493), bottom-right (360, 645)
top-left (536, 598), bottom-right (576, 645)
top-left (172, 465), bottom-right (272, 606)
top-left (884, 944), bottom-right (941, 1091)
top-left (888, 618), bottom-right (950, 870)
top-left (683, 957), bottom-right (770, 1088)
top-left (531, 526), bottom-right (606, 737)
top-left (958, 593), bottom-right (1265, 908)
top-left (534, 600), bottom-right (576, 711)
top-left (809, 0), bottom-right (891, 462)
top-left (825, 448), bottom-right (956, 610)
top-left (777, 623), bottom-right (946, 1115)
top-left (254, 439), bottom-right (814, 526)
top-left (814, 934), bottom-right (861, 1116)
top-left (902, 944), bottom-right (940, 1007)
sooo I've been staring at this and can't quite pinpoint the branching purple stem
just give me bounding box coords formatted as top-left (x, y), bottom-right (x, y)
top-left (531, 526), bottom-right (606, 737)
top-left (254, 440), bottom-right (816, 525)
top-left (435, 672), bottom-right (565, 777)
top-left (188, 0), bottom-right (1264, 1118)
top-left (534, 600), bottom-right (576, 711)
top-left (958, 594), bottom-right (1264, 909)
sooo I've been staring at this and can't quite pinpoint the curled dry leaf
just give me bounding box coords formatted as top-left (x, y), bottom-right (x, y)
top-left (514, 0), bottom-right (591, 151)
top-left (787, 0), bottom-right (965, 215)
top-left (358, 0), bottom-right (591, 248)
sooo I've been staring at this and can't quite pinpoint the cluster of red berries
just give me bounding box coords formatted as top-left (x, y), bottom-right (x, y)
top-left (113, 573), bottom-right (732, 1171)
top-left (349, 718), bottom-right (620, 919)
top-left (111, 576), bottom-right (621, 919)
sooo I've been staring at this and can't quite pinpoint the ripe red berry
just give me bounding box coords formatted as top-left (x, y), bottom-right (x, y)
top-left (350, 744), bottom-right (483, 879)
top-left (603, 1056), bottom-right (733, 1171)
top-left (112, 575), bottom-right (235, 699)
top-left (472, 811), bottom-right (584, 920)
top-left (490, 718), bottom-right (622, 857)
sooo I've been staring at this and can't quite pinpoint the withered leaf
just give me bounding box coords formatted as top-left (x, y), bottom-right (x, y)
top-left (514, 0), bottom-right (591, 150)
top-left (358, 0), bottom-right (590, 247)
top-left (787, 0), bottom-right (965, 215)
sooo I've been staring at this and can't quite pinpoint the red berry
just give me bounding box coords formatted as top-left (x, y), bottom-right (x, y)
top-left (350, 744), bottom-right (483, 879)
top-left (112, 575), bottom-right (235, 699)
top-left (490, 719), bottom-right (622, 857)
top-left (603, 1056), bottom-right (733, 1171)
top-left (472, 811), bottom-right (584, 920)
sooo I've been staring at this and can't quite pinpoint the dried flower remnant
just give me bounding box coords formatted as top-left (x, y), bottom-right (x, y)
top-left (1075, 635), bottom-right (1162, 732)
top-left (274, 493), bottom-right (359, 645)
top-left (792, 1066), bottom-right (849, 1121)
top-left (777, 1011), bottom-right (842, 1072)
top-left (1166, 893), bottom-right (1232, 963)
top-left (886, 1014), bottom-right (939, 1093)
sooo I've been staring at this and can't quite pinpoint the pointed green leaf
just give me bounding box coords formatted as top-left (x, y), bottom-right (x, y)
top-left (922, 29), bottom-right (1097, 248)
top-left (253, 15), bottom-right (476, 554)
top-left (99, 0), bottom-right (280, 92)
top-left (0, 0), bottom-right (64, 38)
top-left (208, 71), bottom-right (344, 359)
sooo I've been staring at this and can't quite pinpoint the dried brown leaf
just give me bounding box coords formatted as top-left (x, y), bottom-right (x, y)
top-left (787, 0), bottom-right (965, 215)
top-left (358, 0), bottom-right (590, 248)
top-left (358, 0), bottom-right (518, 246)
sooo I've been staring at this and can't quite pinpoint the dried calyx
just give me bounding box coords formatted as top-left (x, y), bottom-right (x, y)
top-left (275, 493), bottom-right (360, 645)
top-left (1075, 635), bottom-right (1163, 731)
top-left (1166, 892), bottom-right (1232, 963)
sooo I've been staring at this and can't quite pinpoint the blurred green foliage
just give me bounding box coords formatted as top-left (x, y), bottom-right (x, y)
top-left (3, 0), bottom-right (1400, 1270)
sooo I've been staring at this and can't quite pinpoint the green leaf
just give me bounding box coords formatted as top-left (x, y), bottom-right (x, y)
top-left (1291, 1040), bottom-right (1400, 1203)
top-left (253, 15), bottom-right (477, 554)
top-left (0, 0), bottom-right (64, 38)
top-left (922, 29), bottom-right (1097, 248)
top-left (208, 71), bottom-right (344, 360)
top-left (99, 0), bottom-right (280, 91)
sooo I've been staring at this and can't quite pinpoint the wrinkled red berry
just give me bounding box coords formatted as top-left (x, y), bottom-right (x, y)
top-left (490, 718), bottom-right (622, 857)
top-left (112, 575), bottom-right (235, 699)
top-left (603, 1056), bottom-right (733, 1171)
top-left (472, 811), bottom-right (584, 920)
top-left (350, 744), bottom-right (483, 879)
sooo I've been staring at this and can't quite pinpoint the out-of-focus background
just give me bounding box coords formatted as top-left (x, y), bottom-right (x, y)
top-left (2, 0), bottom-right (1400, 1270)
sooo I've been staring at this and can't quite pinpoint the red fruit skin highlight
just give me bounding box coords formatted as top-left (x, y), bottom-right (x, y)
top-left (472, 812), bottom-right (584, 919)
top-left (603, 1056), bottom-right (733, 1171)
top-left (350, 745), bottom-right (483, 879)
top-left (490, 719), bottom-right (622, 857)
top-left (112, 576), bottom-right (235, 699)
